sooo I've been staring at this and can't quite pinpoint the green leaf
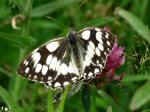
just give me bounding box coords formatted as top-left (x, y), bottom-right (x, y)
top-left (98, 90), bottom-right (114, 104)
top-left (0, 32), bottom-right (37, 48)
top-left (95, 97), bottom-right (109, 109)
top-left (0, 66), bottom-right (12, 77)
top-left (31, 0), bottom-right (81, 18)
top-left (9, 75), bottom-right (28, 102)
top-left (98, 90), bottom-right (124, 112)
top-left (0, 85), bottom-right (21, 112)
top-left (141, 109), bottom-right (150, 112)
top-left (115, 7), bottom-right (150, 43)
top-left (130, 81), bottom-right (150, 111)
top-left (79, 17), bottom-right (114, 28)
top-left (47, 89), bottom-right (54, 112)
top-left (122, 74), bottom-right (150, 83)
top-left (31, 19), bottom-right (63, 30)
top-left (81, 85), bottom-right (91, 112)
top-left (56, 85), bottom-right (70, 112)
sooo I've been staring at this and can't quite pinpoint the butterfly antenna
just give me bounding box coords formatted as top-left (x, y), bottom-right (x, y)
top-left (79, 0), bottom-right (88, 9)
top-left (46, 16), bottom-right (66, 28)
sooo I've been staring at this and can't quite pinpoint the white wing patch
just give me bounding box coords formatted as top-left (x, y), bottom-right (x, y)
top-left (46, 55), bottom-right (52, 65)
top-left (59, 63), bottom-right (68, 75)
top-left (54, 82), bottom-right (61, 87)
top-left (94, 68), bottom-right (99, 74)
top-left (81, 30), bottom-right (91, 40)
top-left (49, 57), bottom-right (58, 70)
top-left (32, 52), bottom-right (41, 68)
top-left (35, 64), bottom-right (42, 73)
top-left (95, 47), bottom-right (100, 56)
top-left (89, 41), bottom-right (95, 50)
top-left (46, 41), bottom-right (59, 52)
top-left (25, 67), bottom-right (29, 73)
top-left (55, 60), bottom-right (61, 71)
top-left (96, 31), bottom-right (103, 44)
top-left (88, 72), bottom-right (93, 77)
top-left (42, 65), bottom-right (48, 75)
top-left (98, 43), bottom-right (104, 51)
top-left (68, 62), bottom-right (75, 73)
top-left (63, 81), bottom-right (69, 86)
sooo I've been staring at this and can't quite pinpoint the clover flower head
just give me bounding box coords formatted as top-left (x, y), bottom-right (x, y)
top-left (96, 27), bottom-right (125, 82)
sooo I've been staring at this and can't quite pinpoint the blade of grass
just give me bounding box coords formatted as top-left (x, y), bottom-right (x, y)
top-left (115, 7), bottom-right (150, 43)
top-left (10, 75), bottom-right (28, 102)
top-left (81, 85), bottom-right (91, 112)
top-left (140, 0), bottom-right (149, 19)
top-left (47, 89), bottom-right (54, 112)
top-left (130, 81), bottom-right (150, 111)
top-left (98, 90), bottom-right (114, 104)
top-left (79, 17), bottom-right (114, 29)
top-left (56, 85), bottom-right (70, 112)
top-left (98, 90), bottom-right (124, 112)
top-left (141, 109), bottom-right (150, 112)
top-left (0, 85), bottom-right (21, 112)
top-left (90, 86), bottom-right (97, 112)
top-left (0, 32), bottom-right (36, 48)
top-left (31, 0), bottom-right (81, 18)
top-left (31, 20), bottom-right (62, 29)
top-left (9, 0), bottom-right (33, 103)
top-left (0, 66), bottom-right (12, 77)
top-left (95, 97), bottom-right (109, 109)
top-left (122, 74), bottom-right (150, 83)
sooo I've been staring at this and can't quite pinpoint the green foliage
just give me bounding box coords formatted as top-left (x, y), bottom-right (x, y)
top-left (0, 85), bottom-right (21, 112)
top-left (56, 85), bottom-right (70, 112)
top-left (0, 0), bottom-right (150, 112)
top-left (81, 85), bottom-right (91, 112)
top-left (130, 81), bottom-right (150, 111)
top-left (115, 7), bottom-right (150, 43)
top-left (47, 89), bottom-right (54, 112)
top-left (0, 32), bottom-right (36, 48)
top-left (31, 0), bottom-right (81, 18)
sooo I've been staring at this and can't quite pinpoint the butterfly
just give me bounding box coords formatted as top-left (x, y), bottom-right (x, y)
top-left (17, 27), bottom-right (115, 90)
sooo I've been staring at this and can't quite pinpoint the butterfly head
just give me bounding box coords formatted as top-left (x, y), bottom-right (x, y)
top-left (68, 30), bottom-right (76, 44)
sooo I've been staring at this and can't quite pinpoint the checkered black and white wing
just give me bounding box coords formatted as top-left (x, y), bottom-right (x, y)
top-left (17, 27), bottom-right (115, 90)
top-left (77, 27), bottom-right (115, 79)
top-left (17, 37), bottom-right (79, 89)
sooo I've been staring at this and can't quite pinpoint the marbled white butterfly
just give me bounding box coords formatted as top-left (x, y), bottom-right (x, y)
top-left (17, 27), bottom-right (115, 89)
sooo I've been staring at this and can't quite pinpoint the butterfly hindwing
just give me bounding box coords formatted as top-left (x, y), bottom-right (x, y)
top-left (77, 28), bottom-right (115, 79)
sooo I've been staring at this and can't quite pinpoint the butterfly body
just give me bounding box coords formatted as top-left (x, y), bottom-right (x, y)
top-left (17, 27), bottom-right (115, 89)
top-left (68, 30), bottom-right (77, 44)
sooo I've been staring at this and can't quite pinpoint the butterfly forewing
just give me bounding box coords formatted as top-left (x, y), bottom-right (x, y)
top-left (17, 27), bottom-right (115, 89)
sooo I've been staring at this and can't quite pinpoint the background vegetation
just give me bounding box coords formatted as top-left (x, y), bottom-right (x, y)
top-left (0, 0), bottom-right (150, 112)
